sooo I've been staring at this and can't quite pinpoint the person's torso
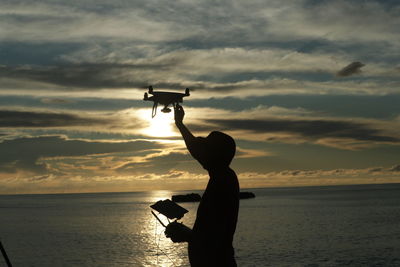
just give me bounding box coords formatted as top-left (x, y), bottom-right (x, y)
top-left (189, 168), bottom-right (239, 265)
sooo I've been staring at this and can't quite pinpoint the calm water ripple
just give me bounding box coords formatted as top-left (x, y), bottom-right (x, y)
top-left (1, 184), bottom-right (400, 266)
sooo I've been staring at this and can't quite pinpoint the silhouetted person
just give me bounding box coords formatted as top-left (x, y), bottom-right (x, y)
top-left (165, 104), bottom-right (239, 267)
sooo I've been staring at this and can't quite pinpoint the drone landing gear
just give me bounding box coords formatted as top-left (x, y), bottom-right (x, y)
top-left (152, 102), bottom-right (158, 118)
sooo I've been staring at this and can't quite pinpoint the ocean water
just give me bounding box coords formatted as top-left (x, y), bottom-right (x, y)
top-left (1, 184), bottom-right (400, 267)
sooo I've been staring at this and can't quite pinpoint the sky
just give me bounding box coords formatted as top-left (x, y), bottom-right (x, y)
top-left (1, 0), bottom-right (400, 194)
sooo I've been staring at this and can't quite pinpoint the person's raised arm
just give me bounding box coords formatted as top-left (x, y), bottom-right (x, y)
top-left (174, 104), bottom-right (196, 152)
top-left (174, 104), bottom-right (208, 168)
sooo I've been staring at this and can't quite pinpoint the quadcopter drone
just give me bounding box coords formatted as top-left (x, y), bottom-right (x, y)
top-left (143, 86), bottom-right (190, 118)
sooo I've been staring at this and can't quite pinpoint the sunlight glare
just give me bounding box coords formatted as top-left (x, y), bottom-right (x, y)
top-left (139, 109), bottom-right (178, 138)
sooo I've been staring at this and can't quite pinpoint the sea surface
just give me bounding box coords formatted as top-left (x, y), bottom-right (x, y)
top-left (1, 184), bottom-right (400, 267)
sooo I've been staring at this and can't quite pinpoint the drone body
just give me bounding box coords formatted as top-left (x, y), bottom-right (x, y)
top-left (144, 86), bottom-right (190, 117)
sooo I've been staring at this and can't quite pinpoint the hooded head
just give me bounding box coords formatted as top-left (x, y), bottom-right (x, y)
top-left (191, 131), bottom-right (236, 170)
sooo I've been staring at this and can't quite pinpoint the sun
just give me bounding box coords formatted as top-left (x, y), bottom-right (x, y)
top-left (139, 109), bottom-right (177, 138)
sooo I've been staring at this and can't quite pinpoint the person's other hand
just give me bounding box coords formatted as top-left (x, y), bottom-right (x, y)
top-left (165, 221), bottom-right (192, 243)
top-left (174, 104), bottom-right (185, 125)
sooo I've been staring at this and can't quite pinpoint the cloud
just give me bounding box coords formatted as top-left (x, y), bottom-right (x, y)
top-left (236, 147), bottom-right (271, 158)
top-left (265, 1), bottom-right (400, 45)
top-left (0, 135), bottom-right (163, 174)
top-left (202, 118), bottom-right (400, 147)
top-left (389, 164), bottom-right (400, 172)
top-left (2, 62), bottom-right (399, 99)
top-left (272, 164), bottom-right (400, 178)
top-left (1, 3), bottom-right (398, 97)
top-left (1, 0), bottom-right (399, 193)
top-left (40, 98), bottom-right (74, 104)
top-left (0, 109), bottom-right (148, 135)
top-left (236, 164), bottom-right (400, 185)
top-left (0, 63), bottom-right (176, 90)
top-left (116, 152), bottom-right (192, 174)
top-left (336, 62), bottom-right (365, 77)
top-left (0, 49), bottom-right (339, 92)
top-left (0, 110), bottom-right (103, 127)
top-left (2, 0), bottom-right (399, 46)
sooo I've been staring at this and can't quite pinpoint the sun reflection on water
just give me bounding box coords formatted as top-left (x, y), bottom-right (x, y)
top-left (147, 190), bottom-right (175, 204)
top-left (140, 190), bottom-right (189, 267)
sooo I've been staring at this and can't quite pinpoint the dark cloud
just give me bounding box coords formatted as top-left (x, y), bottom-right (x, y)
top-left (0, 62), bottom-right (178, 89)
top-left (28, 175), bottom-right (53, 181)
top-left (40, 98), bottom-right (74, 104)
top-left (0, 95), bottom-right (148, 111)
top-left (0, 63), bottom-right (256, 92)
top-left (336, 61), bottom-right (365, 77)
top-left (188, 94), bottom-right (400, 119)
top-left (367, 167), bottom-right (384, 173)
top-left (367, 164), bottom-right (400, 173)
top-left (0, 64), bottom-right (253, 94)
top-left (0, 110), bottom-right (103, 127)
top-left (204, 118), bottom-right (399, 143)
top-left (389, 164), bottom-right (400, 172)
top-left (0, 135), bottom-right (162, 174)
top-left (0, 41), bottom-right (83, 66)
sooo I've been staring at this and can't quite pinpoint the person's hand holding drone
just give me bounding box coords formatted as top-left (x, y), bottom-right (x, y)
top-left (174, 104), bottom-right (185, 125)
top-left (165, 221), bottom-right (192, 243)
